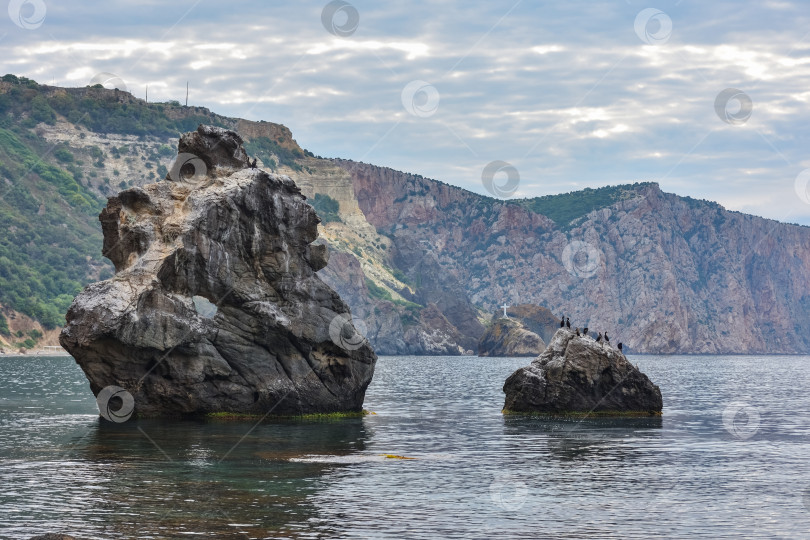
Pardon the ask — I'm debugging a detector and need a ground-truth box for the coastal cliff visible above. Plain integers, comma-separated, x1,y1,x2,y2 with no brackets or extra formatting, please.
336,159,810,354
478,318,545,357
59,126,376,417
4,78,810,355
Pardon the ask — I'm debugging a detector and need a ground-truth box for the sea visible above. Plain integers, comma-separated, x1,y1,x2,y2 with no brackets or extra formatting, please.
1,354,809,539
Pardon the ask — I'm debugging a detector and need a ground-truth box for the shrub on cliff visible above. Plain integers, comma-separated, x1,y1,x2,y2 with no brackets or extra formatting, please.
312,193,341,223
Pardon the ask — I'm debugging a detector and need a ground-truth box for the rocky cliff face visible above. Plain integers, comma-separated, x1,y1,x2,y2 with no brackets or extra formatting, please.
8,79,810,355
284,157,484,355
503,328,663,415
335,159,810,354
60,126,376,417
315,239,476,355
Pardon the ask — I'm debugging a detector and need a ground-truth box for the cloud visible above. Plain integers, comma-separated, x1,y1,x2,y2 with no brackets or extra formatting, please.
2,0,810,223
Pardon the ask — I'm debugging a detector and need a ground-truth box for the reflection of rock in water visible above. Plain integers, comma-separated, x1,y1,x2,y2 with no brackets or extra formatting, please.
502,414,662,461
80,416,370,461
64,417,370,538
60,125,376,418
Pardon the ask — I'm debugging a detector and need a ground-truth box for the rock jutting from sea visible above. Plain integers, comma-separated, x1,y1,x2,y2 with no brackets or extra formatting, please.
478,318,545,357
478,304,559,357
502,328,662,415
60,125,376,418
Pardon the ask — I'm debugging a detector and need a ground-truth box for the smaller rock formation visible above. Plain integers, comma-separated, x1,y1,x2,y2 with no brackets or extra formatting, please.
503,328,662,415
60,125,376,417
478,318,545,357
478,304,559,357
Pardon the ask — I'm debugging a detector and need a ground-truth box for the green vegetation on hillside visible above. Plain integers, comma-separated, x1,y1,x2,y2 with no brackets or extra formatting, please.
0,129,98,212
243,136,304,172
0,123,109,328
389,266,412,286
366,278,394,302
0,313,9,336
311,193,341,223
518,182,655,228
365,278,422,312
0,75,317,330
0,74,223,137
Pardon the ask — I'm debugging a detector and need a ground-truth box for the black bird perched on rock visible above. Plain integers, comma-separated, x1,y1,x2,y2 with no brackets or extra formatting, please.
583,327,588,336
575,328,580,337
618,342,623,352
560,316,565,328
604,332,610,343
566,317,571,329
596,332,602,343
250,157,257,168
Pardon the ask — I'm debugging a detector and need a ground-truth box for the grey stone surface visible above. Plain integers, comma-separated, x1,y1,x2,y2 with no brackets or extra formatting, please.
60,125,376,417
503,328,662,415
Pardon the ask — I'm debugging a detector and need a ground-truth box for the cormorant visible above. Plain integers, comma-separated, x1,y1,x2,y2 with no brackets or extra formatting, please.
596,332,602,343
560,316,565,328
575,328,580,336
618,342,623,352
604,332,610,343
583,327,588,336
566,317,571,329
250,157,257,168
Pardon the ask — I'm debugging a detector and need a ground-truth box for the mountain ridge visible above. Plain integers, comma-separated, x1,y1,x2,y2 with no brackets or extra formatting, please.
1,75,809,354
335,159,810,353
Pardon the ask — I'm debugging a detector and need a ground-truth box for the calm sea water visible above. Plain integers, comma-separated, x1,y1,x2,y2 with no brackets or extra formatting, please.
1,355,810,539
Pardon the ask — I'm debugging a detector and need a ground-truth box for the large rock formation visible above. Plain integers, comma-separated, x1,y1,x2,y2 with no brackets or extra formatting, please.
505,304,561,344
503,328,662,415
60,125,376,417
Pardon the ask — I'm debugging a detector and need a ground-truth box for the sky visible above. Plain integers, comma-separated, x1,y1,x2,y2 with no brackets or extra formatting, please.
3,0,810,224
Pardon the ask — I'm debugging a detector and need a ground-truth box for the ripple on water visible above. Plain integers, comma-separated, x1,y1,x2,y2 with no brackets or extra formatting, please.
1,355,810,538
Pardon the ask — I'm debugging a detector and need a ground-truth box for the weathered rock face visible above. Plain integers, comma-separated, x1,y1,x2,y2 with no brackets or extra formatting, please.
275,153,484,356
316,249,476,355
337,159,810,354
60,125,376,417
478,318,545,357
503,329,662,415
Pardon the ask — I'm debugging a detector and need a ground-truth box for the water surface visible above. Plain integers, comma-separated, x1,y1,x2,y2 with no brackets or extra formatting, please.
1,355,809,538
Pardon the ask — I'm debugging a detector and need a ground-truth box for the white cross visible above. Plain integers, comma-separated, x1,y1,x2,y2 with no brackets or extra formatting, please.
501,304,510,318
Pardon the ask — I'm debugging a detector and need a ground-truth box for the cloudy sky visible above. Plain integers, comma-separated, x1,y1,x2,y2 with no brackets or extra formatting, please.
4,0,810,224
